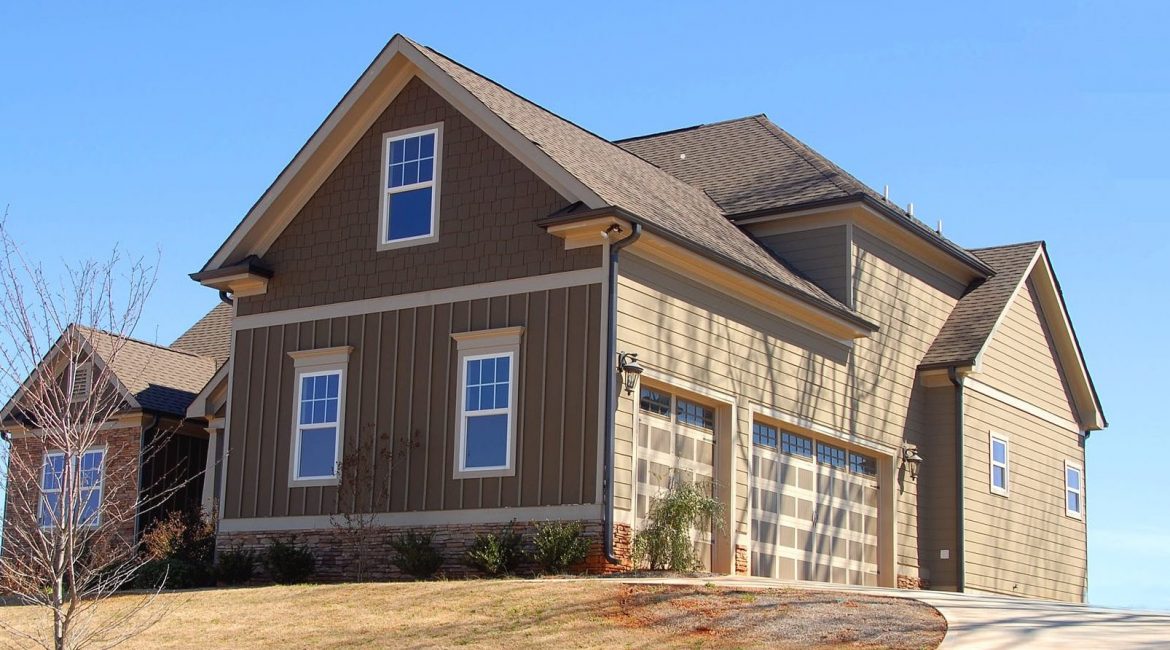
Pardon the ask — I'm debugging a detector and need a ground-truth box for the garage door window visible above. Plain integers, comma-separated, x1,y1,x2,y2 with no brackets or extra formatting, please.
849,452,877,476
752,422,778,448
816,442,848,469
781,431,813,458
676,398,714,431
639,387,672,417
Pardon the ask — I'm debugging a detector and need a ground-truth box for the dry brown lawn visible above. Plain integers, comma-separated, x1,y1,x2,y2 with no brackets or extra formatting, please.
0,580,944,649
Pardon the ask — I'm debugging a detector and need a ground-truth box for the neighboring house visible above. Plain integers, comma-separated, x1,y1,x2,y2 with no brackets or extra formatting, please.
0,308,230,548
178,34,1105,602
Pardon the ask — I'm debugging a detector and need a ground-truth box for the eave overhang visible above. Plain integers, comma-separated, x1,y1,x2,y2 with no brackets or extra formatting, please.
189,255,273,298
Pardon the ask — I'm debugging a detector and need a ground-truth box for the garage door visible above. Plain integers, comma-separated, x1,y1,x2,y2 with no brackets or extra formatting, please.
750,421,879,585
635,385,717,570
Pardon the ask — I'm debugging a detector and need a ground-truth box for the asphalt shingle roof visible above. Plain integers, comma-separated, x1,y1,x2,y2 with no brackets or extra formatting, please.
171,303,232,365
82,328,220,416
409,40,859,321
919,242,1042,368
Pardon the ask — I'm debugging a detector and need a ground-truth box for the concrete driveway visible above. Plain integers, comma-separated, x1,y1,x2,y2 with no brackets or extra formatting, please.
621,575,1170,649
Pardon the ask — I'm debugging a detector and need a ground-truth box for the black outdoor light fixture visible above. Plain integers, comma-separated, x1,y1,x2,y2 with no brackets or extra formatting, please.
617,352,644,396
903,446,923,479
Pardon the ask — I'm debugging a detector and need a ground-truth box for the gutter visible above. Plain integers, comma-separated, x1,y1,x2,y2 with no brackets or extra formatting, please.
947,366,966,592
601,222,642,563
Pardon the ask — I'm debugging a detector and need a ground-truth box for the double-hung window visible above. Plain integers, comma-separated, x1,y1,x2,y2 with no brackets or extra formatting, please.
288,346,351,486
39,448,104,528
452,327,523,478
379,125,442,249
990,433,1009,495
1065,461,1084,519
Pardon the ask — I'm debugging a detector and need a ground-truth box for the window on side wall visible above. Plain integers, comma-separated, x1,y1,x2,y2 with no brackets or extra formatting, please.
1065,461,1083,519
288,346,352,486
379,125,442,250
989,433,1009,495
39,448,104,528
452,327,523,478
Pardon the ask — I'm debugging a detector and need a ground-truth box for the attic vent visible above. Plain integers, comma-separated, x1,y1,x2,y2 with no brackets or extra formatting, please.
70,364,91,402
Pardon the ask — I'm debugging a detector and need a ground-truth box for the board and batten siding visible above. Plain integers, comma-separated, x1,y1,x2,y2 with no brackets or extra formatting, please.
757,226,851,305
222,285,602,521
615,225,966,578
962,390,1086,601
977,278,1078,422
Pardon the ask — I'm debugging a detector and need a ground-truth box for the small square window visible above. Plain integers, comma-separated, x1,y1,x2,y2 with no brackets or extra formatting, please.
816,442,847,469
639,387,671,417
380,126,442,249
752,422,778,448
676,398,714,431
781,432,814,458
849,451,877,476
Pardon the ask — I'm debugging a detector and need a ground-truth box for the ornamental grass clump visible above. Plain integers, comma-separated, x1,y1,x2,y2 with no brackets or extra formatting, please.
632,479,722,571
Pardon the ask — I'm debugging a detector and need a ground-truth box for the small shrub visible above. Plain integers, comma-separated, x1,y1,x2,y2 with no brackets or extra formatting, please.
464,521,523,577
215,544,256,586
389,530,444,579
135,509,216,589
264,536,316,584
632,478,723,571
529,521,590,574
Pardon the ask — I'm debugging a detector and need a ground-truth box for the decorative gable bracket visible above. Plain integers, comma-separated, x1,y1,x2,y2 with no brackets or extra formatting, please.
189,255,273,298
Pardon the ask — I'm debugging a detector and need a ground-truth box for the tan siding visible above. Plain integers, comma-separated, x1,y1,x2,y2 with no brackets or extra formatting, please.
222,285,602,520
236,77,596,317
617,227,964,579
912,386,960,588
962,389,1086,602
758,226,850,304
978,279,1077,421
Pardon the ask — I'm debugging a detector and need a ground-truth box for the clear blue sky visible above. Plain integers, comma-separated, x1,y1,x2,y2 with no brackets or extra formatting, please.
1,2,1165,608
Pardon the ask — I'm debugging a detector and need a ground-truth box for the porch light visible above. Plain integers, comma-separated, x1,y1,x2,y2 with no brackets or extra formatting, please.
617,352,643,396
903,446,923,479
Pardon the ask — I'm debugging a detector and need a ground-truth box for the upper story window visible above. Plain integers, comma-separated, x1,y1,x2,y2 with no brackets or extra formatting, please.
379,124,442,250
990,433,1009,495
287,346,352,487
452,327,523,479
1065,461,1084,519
40,448,104,528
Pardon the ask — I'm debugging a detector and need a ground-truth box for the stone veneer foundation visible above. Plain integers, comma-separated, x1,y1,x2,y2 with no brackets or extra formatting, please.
217,520,636,582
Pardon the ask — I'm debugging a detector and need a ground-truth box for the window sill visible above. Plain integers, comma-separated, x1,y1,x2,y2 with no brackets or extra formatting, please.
377,233,439,252
289,477,340,488
990,487,1009,497
453,466,515,480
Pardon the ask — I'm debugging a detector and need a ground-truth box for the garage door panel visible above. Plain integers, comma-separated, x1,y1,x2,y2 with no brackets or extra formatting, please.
750,423,881,586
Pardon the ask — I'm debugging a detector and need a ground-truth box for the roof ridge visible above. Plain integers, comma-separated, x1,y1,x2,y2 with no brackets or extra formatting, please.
752,116,868,198
77,324,211,361
969,240,1044,252
613,114,767,144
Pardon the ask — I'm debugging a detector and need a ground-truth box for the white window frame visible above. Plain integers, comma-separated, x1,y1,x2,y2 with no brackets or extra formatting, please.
39,447,106,529
451,326,524,479
287,346,352,487
378,123,443,251
989,432,1009,496
1064,460,1084,520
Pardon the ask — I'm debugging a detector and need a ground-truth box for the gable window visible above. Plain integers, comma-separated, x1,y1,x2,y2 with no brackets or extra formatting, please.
990,433,1009,495
379,124,442,250
452,327,523,478
287,346,352,486
1065,461,1084,519
39,448,104,528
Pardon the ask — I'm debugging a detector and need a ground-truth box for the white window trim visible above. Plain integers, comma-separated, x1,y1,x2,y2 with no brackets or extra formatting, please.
1064,460,1084,520
378,123,443,251
452,327,523,479
989,431,1009,496
40,446,106,529
288,346,352,487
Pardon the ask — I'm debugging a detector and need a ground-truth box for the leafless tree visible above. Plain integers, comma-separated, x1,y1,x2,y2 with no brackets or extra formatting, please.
0,212,188,649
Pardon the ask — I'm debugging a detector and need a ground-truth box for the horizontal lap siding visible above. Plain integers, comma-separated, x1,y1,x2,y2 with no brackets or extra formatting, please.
758,226,850,304
221,285,602,520
617,228,964,579
962,389,1086,602
978,279,1077,421
851,230,965,575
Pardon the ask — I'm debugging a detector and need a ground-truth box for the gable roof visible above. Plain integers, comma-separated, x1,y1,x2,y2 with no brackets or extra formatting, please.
196,34,871,332
81,328,220,416
920,242,1042,368
617,115,992,276
171,303,233,365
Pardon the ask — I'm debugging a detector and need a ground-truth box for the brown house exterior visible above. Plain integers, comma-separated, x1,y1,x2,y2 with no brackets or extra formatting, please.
176,35,1105,599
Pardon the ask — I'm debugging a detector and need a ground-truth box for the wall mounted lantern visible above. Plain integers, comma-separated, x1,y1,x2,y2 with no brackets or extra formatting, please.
617,352,643,396
903,446,923,479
